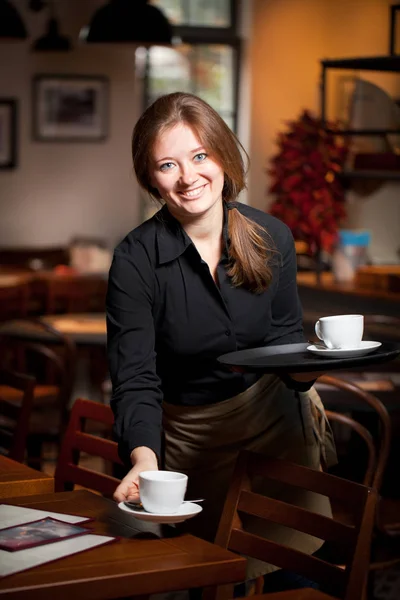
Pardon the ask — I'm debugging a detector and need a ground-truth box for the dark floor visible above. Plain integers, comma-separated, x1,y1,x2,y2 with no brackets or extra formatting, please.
374,566,400,600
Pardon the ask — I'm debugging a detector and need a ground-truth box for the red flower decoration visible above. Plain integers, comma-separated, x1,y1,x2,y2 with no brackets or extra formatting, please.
268,110,348,255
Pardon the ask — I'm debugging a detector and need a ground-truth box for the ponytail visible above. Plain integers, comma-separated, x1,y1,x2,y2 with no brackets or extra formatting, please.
226,205,276,294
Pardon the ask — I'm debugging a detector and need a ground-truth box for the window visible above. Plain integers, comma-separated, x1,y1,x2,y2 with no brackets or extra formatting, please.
151,0,232,27
145,44,236,131
141,1,240,220
146,0,240,132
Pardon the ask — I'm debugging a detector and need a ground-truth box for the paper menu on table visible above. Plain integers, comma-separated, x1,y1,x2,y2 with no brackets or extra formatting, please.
0,505,116,578
0,504,91,529
0,534,116,577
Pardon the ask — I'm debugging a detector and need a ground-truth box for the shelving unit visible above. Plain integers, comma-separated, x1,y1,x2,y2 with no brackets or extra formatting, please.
320,54,400,132
319,6,400,182
339,169,400,182
319,53,400,182
321,54,400,73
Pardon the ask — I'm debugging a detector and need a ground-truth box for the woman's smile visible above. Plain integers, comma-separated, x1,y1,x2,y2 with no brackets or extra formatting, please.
178,184,208,200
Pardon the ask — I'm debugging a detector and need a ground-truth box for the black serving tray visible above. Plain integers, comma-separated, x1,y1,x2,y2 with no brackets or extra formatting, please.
218,342,400,374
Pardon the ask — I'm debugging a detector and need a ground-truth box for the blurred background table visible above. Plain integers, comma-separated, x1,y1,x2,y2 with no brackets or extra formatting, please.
297,272,400,329
0,455,54,498
0,314,106,347
0,314,108,421
0,270,107,320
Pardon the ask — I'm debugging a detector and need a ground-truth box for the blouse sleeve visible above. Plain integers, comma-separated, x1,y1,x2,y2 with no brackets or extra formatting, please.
266,223,305,346
106,247,163,465
266,223,315,392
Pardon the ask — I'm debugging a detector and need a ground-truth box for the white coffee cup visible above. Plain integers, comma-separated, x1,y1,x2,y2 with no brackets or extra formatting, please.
315,314,364,349
139,471,188,514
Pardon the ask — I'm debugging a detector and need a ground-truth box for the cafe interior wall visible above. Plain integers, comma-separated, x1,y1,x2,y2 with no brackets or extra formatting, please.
248,0,400,264
0,0,143,250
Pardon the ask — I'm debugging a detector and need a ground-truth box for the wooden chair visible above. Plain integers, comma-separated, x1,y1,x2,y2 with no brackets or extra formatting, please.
0,319,77,468
317,375,399,536
363,314,400,342
206,452,377,600
316,376,400,597
248,590,340,600
317,375,392,492
343,314,400,383
0,245,68,270
42,275,107,314
54,398,123,497
0,370,35,462
0,277,31,321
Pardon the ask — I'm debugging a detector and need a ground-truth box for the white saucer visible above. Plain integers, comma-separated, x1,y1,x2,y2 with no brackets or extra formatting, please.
307,341,382,359
118,501,203,524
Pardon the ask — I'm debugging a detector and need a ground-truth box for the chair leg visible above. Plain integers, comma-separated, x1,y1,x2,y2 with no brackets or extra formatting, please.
202,584,234,600
254,577,264,595
26,435,44,471
366,571,375,600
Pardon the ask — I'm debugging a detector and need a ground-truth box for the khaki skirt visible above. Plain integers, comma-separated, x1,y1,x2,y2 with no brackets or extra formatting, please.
163,375,337,579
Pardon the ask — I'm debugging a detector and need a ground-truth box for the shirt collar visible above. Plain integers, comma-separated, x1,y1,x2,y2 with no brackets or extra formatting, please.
156,205,193,265
156,202,232,265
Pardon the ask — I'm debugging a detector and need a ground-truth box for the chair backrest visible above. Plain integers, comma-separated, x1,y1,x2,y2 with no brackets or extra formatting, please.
213,451,377,600
317,375,391,492
0,278,31,321
0,318,77,437
54,398,123,497
0,246,68,270
0,369,35,461
43,275,107,314
364,314,400,340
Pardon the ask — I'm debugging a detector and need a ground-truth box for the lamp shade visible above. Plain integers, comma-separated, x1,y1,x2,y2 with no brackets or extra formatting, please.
0,0,27,39
33,17,71,51
82,0,173,45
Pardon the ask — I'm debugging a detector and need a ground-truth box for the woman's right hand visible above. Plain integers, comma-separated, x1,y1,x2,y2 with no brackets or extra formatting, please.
113,446,158,503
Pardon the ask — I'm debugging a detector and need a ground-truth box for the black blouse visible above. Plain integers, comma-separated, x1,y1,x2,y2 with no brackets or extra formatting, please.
107,202,309,463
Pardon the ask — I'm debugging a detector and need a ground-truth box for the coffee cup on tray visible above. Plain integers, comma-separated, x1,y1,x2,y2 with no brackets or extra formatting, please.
315,314,364,349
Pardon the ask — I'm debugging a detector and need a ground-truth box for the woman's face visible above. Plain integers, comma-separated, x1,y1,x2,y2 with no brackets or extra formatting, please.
149,123,225,220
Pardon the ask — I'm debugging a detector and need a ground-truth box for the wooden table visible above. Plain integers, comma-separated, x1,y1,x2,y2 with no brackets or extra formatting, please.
0,314,106,346
297,272,400,327
0,490,246,599
0,456,54,499
297,271,400,304
0,269,107,316
0,314,108,401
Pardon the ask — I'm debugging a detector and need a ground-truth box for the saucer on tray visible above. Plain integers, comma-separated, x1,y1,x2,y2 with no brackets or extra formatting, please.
118,501,203,524
307,341,382,359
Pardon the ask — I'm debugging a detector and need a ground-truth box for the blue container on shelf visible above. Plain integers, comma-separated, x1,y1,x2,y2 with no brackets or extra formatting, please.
332,229,371,282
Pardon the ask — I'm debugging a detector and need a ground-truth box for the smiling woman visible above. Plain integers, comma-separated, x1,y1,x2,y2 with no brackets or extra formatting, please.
131,92,273,291
107,91,336,589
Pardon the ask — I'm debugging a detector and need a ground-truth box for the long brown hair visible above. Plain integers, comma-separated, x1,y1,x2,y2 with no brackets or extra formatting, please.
132,92,274,292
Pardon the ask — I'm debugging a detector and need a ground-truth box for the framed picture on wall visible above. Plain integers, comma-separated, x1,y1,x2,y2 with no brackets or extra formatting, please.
33,75,109,142
0,99,17,169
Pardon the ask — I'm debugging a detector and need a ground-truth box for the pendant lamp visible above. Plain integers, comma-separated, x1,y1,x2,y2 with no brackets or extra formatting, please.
0,0,27,39
81,0,173,45
32,0,71,51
